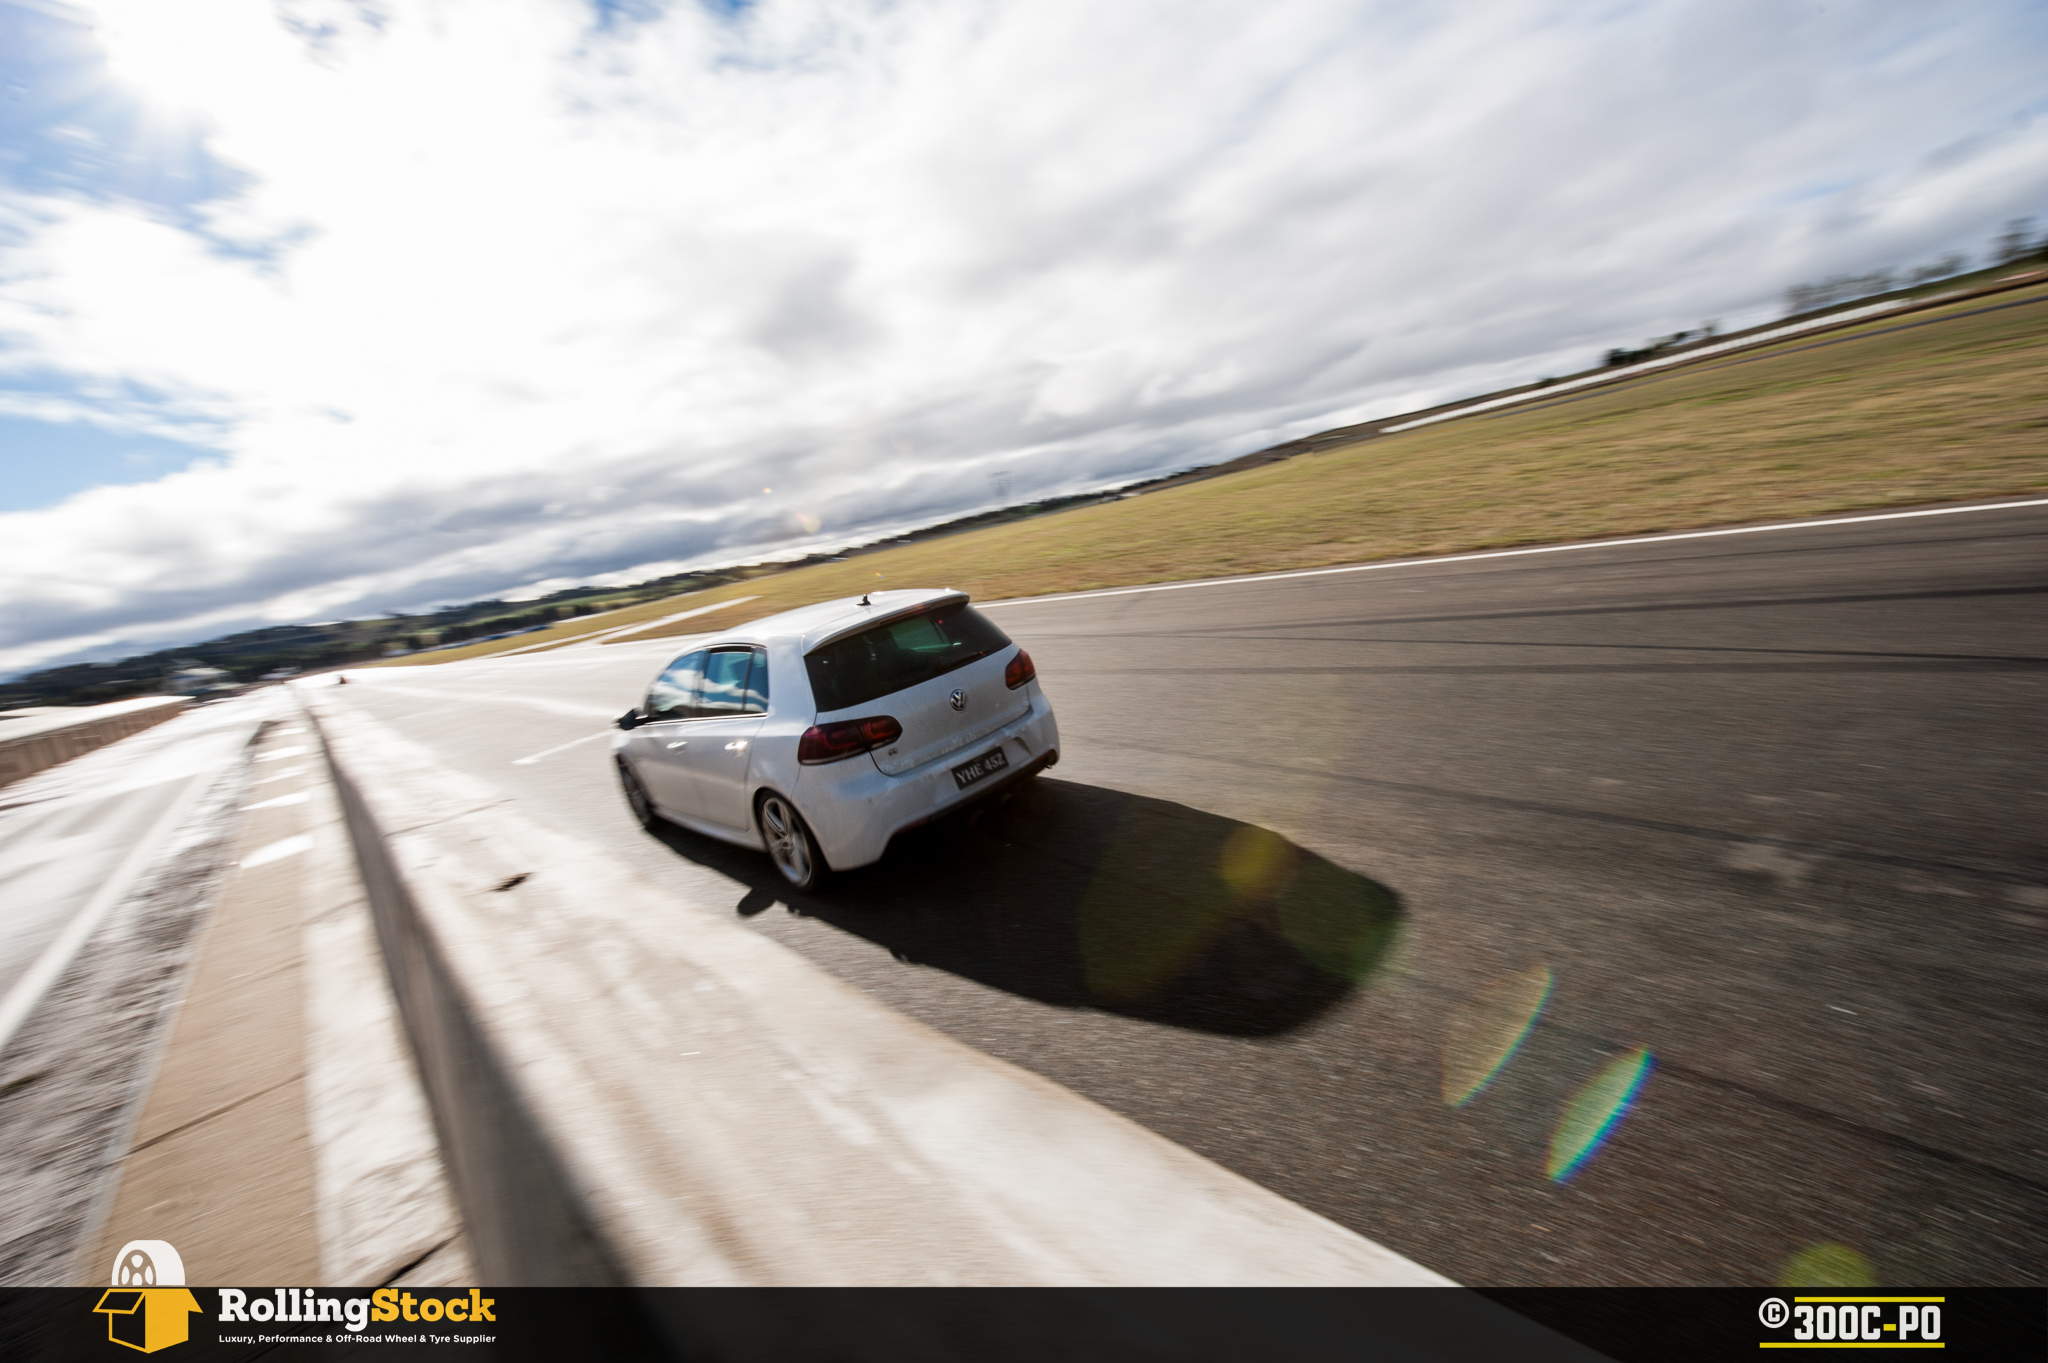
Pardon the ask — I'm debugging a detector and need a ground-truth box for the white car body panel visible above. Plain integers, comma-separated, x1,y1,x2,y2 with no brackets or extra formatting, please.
794,695,1058,869
841,648,1029,778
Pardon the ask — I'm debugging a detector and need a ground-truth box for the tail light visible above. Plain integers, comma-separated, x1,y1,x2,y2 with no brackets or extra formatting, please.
799,715,903,764
1004,648,1037,690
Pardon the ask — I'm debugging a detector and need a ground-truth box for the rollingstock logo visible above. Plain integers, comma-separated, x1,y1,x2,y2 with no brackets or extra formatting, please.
93,1241,203,1353
1758,1294,1945,1349
217,1286,497,1333
86,1235,498,1352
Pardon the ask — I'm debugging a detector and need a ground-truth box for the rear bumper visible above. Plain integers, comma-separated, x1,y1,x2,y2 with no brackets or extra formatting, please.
794,701,1060,871
894,745,1057,834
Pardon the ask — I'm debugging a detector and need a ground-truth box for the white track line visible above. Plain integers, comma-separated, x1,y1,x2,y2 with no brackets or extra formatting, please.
511,731,612,766
336,681,615,721
241,834,313,869
484,595,761,658
980,498,2048,610
0,764,219,1058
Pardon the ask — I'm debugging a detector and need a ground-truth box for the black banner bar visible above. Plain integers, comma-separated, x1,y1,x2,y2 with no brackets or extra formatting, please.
4,1286,2042,1361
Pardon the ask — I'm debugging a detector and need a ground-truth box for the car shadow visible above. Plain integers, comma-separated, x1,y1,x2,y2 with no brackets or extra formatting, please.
641,776,1403,1037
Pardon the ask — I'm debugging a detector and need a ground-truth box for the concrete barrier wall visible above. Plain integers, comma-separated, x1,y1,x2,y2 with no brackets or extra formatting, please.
0,697,188,790
317,714,636,1288
301,689,1455,1287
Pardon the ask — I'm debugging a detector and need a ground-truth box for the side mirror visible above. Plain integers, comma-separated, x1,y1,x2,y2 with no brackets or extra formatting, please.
616,708,643,730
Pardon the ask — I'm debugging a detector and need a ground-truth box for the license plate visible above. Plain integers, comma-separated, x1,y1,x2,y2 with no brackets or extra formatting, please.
951,745,1009,790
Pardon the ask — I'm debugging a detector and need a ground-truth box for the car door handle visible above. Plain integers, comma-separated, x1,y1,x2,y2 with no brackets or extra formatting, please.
667,740,688,750
725,740,748,751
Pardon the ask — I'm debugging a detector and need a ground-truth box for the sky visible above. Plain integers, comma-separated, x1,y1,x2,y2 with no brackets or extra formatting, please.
1,0,2045,679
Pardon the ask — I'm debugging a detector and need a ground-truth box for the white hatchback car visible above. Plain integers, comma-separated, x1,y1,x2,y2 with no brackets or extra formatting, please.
613,588,1059,890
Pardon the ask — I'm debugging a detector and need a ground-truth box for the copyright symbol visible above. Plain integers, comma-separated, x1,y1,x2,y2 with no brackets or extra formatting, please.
1760,1297,1790,1329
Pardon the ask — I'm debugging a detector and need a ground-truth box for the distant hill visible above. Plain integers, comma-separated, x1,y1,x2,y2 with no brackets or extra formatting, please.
0,483,1155,708
0,574,726,708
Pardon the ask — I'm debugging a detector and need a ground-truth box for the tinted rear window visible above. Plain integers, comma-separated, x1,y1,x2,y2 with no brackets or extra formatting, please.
805,602,1011,712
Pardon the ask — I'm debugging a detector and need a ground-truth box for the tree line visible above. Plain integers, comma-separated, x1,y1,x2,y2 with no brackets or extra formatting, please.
1783,217,2043,318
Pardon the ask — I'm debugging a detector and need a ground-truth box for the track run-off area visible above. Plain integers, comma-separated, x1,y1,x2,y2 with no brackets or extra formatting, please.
302,497,2048,1285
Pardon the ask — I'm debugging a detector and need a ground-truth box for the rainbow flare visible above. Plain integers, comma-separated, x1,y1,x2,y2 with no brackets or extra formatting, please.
1442,966,1553,1107
1546,1047,1654,1182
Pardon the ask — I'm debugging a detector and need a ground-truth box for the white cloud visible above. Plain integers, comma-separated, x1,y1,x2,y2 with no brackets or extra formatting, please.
2,0,2045,676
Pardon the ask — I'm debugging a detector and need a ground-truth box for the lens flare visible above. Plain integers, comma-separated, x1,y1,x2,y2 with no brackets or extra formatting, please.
1441,966,1553,1106
1219,825,1290,897
1546,1047,1653,1181
1779,1243,1877,1288
1275,858,1401,982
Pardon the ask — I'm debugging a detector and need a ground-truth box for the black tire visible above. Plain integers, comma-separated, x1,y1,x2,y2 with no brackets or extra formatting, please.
757,791,830,892
617,757,660,831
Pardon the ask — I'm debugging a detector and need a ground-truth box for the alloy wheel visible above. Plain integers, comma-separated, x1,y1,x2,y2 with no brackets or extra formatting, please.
760,794,813,887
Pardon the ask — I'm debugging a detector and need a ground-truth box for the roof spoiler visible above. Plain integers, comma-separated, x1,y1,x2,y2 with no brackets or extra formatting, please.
801,591,969,655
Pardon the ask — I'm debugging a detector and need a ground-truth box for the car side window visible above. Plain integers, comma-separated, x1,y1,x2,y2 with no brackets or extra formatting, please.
698,648,756,717
647,650,706,720
741,647,768,714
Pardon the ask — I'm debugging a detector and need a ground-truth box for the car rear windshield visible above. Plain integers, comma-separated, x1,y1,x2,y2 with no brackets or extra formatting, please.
805,602,1011,713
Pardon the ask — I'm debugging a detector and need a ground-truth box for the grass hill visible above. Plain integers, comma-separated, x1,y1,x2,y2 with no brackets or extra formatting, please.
397,270,2048,660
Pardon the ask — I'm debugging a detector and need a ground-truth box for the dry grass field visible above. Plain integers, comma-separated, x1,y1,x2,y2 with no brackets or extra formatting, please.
384,281,2048,662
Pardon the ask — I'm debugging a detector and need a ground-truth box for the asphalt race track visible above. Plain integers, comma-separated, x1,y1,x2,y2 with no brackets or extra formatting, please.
324,500,2048,1285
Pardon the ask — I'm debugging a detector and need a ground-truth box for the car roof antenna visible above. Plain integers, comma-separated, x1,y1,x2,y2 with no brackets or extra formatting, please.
858,591,871,606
